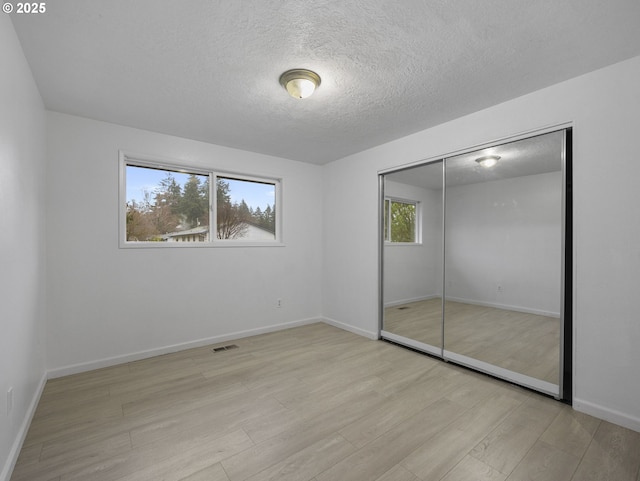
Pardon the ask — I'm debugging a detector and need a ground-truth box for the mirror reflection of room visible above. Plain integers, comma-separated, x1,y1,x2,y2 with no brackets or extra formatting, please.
382,130,565,393
383,160,443,352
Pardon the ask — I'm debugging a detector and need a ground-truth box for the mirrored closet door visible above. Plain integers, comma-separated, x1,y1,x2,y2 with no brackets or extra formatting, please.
381,160,444,356
380,128,571,400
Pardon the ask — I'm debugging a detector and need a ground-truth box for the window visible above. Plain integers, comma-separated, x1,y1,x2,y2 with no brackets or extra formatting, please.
120,153,281,247
216,177,277,241
384,198,419,243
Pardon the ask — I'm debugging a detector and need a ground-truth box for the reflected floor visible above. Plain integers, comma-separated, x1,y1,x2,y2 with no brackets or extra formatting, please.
384,298,560,384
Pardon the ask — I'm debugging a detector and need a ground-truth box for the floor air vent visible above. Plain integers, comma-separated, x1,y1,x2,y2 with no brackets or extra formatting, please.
212,344,239,353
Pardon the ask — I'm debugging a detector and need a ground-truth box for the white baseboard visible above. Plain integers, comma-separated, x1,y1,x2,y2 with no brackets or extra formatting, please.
445,296,560,318
322,317,379,340
574,398,640,433
48,317,321,379
1,372,47,481
384,294,440,308
383,295,560,318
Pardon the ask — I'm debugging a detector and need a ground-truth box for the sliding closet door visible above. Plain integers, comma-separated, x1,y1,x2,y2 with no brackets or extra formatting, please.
443,131,565,396
381,161,444,356
379,128,569,399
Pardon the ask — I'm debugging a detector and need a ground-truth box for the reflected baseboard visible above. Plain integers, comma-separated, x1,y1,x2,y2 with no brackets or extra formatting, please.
384,295,559,318
444,296,560,318
384,294,441,308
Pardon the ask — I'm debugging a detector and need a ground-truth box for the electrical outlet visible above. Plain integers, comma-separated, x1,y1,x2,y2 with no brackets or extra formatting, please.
276,298,282,308
7,387,13,416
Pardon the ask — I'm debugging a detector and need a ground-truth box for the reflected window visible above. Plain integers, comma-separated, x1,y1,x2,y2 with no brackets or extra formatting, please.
384,198,419,243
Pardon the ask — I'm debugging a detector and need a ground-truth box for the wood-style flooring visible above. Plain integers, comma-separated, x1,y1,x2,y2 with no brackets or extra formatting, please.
11,323,640,481
384,299,559,383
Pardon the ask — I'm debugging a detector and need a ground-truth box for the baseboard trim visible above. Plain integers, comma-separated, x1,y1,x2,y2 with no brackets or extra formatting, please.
384,294,440,308
383,295,560,318
574,398,640,433
322,317,378,340
47,317,321,379
1,372,47,481
445,296,560,318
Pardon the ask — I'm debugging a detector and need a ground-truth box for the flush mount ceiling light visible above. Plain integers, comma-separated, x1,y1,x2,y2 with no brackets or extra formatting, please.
279,69,321,99
475,155,501,168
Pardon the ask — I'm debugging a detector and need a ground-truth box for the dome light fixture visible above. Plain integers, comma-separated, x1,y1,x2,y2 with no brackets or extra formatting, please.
475,155,501,168
279,69,321,99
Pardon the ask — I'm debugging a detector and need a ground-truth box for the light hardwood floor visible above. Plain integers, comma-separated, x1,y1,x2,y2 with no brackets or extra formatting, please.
384,299,560,383
11,323,640,481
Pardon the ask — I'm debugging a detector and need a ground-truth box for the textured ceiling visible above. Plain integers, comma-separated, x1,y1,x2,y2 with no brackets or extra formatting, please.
10,0,640,164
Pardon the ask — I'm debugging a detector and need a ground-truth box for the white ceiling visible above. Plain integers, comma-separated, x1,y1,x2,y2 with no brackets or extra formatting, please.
11,0,640,165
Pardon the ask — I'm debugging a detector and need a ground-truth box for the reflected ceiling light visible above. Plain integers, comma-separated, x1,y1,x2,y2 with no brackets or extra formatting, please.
475,155,501,168
279,69,321,99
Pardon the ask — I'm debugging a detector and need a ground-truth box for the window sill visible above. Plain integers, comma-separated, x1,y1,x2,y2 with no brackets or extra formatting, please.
119,241,286,249
384,242,422,246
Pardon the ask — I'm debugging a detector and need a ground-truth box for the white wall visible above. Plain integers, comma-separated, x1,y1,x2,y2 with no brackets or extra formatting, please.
323,55,640,431
446,172,562,316
46,113,323,374
383,180,442,305
0,16,47,481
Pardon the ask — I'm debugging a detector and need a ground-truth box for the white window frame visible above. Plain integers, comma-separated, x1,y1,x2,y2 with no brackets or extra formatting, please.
384,196,421,245
119,151,283,248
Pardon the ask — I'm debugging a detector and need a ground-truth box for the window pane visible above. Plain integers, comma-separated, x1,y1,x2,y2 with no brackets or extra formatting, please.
390,200,416,242
217,177,276,241
125,165,210,242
